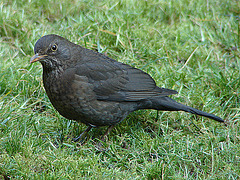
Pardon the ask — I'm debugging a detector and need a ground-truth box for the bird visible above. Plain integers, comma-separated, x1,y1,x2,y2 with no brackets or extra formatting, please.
30,34,224,142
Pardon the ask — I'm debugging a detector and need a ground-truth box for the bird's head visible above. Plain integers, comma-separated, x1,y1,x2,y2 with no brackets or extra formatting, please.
30,34,71,69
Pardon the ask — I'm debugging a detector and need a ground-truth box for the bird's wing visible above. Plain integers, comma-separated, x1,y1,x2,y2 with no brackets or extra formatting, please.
73,58,177,102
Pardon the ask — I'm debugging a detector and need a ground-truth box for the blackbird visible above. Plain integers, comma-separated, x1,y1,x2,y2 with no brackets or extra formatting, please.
30,34,224,141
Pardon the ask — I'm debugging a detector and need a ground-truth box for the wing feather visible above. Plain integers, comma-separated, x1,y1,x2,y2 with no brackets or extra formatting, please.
73,51,177,101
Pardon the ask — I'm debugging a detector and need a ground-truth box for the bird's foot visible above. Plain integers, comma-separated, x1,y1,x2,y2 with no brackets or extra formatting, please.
72,126,92,142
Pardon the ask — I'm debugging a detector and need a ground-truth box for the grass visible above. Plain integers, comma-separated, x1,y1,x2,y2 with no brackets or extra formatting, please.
0,0,239,179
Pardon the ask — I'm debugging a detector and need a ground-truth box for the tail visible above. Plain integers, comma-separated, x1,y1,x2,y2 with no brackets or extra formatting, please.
143,97,224,123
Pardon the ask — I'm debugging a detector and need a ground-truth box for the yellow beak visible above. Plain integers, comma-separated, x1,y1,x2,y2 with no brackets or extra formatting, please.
30,54,47,63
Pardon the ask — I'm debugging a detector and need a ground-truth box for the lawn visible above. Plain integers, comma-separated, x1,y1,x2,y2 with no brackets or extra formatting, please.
0,0,239,179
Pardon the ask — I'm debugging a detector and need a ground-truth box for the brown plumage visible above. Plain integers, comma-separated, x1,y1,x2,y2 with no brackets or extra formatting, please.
30,34,224,141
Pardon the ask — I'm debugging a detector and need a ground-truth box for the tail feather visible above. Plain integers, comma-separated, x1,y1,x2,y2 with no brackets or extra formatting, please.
147,97,224,123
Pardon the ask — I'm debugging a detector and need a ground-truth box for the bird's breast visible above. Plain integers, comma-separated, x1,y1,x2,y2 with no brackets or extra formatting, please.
42,70,134,126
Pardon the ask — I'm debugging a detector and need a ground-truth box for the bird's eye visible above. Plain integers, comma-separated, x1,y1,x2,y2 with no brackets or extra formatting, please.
51,44,58,51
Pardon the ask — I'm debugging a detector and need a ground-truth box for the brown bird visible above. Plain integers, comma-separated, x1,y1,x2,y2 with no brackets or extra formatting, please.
30,34,224,141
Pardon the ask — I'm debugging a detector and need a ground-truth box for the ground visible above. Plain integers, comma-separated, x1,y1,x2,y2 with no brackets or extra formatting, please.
0,0,239,179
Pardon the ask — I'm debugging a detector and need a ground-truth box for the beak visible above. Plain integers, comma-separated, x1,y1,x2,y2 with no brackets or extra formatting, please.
30,53,47,63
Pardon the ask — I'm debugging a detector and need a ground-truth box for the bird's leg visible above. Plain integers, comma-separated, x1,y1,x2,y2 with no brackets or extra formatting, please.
103,125,115,137
101,125,115,141
73,126,92,142
155,110,159,121
96,125,115,150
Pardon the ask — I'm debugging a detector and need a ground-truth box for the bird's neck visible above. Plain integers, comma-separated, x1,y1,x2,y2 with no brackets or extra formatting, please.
42,63,64,82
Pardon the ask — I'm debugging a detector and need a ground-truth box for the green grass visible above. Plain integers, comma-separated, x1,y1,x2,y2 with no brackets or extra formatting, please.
0,0,239,179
